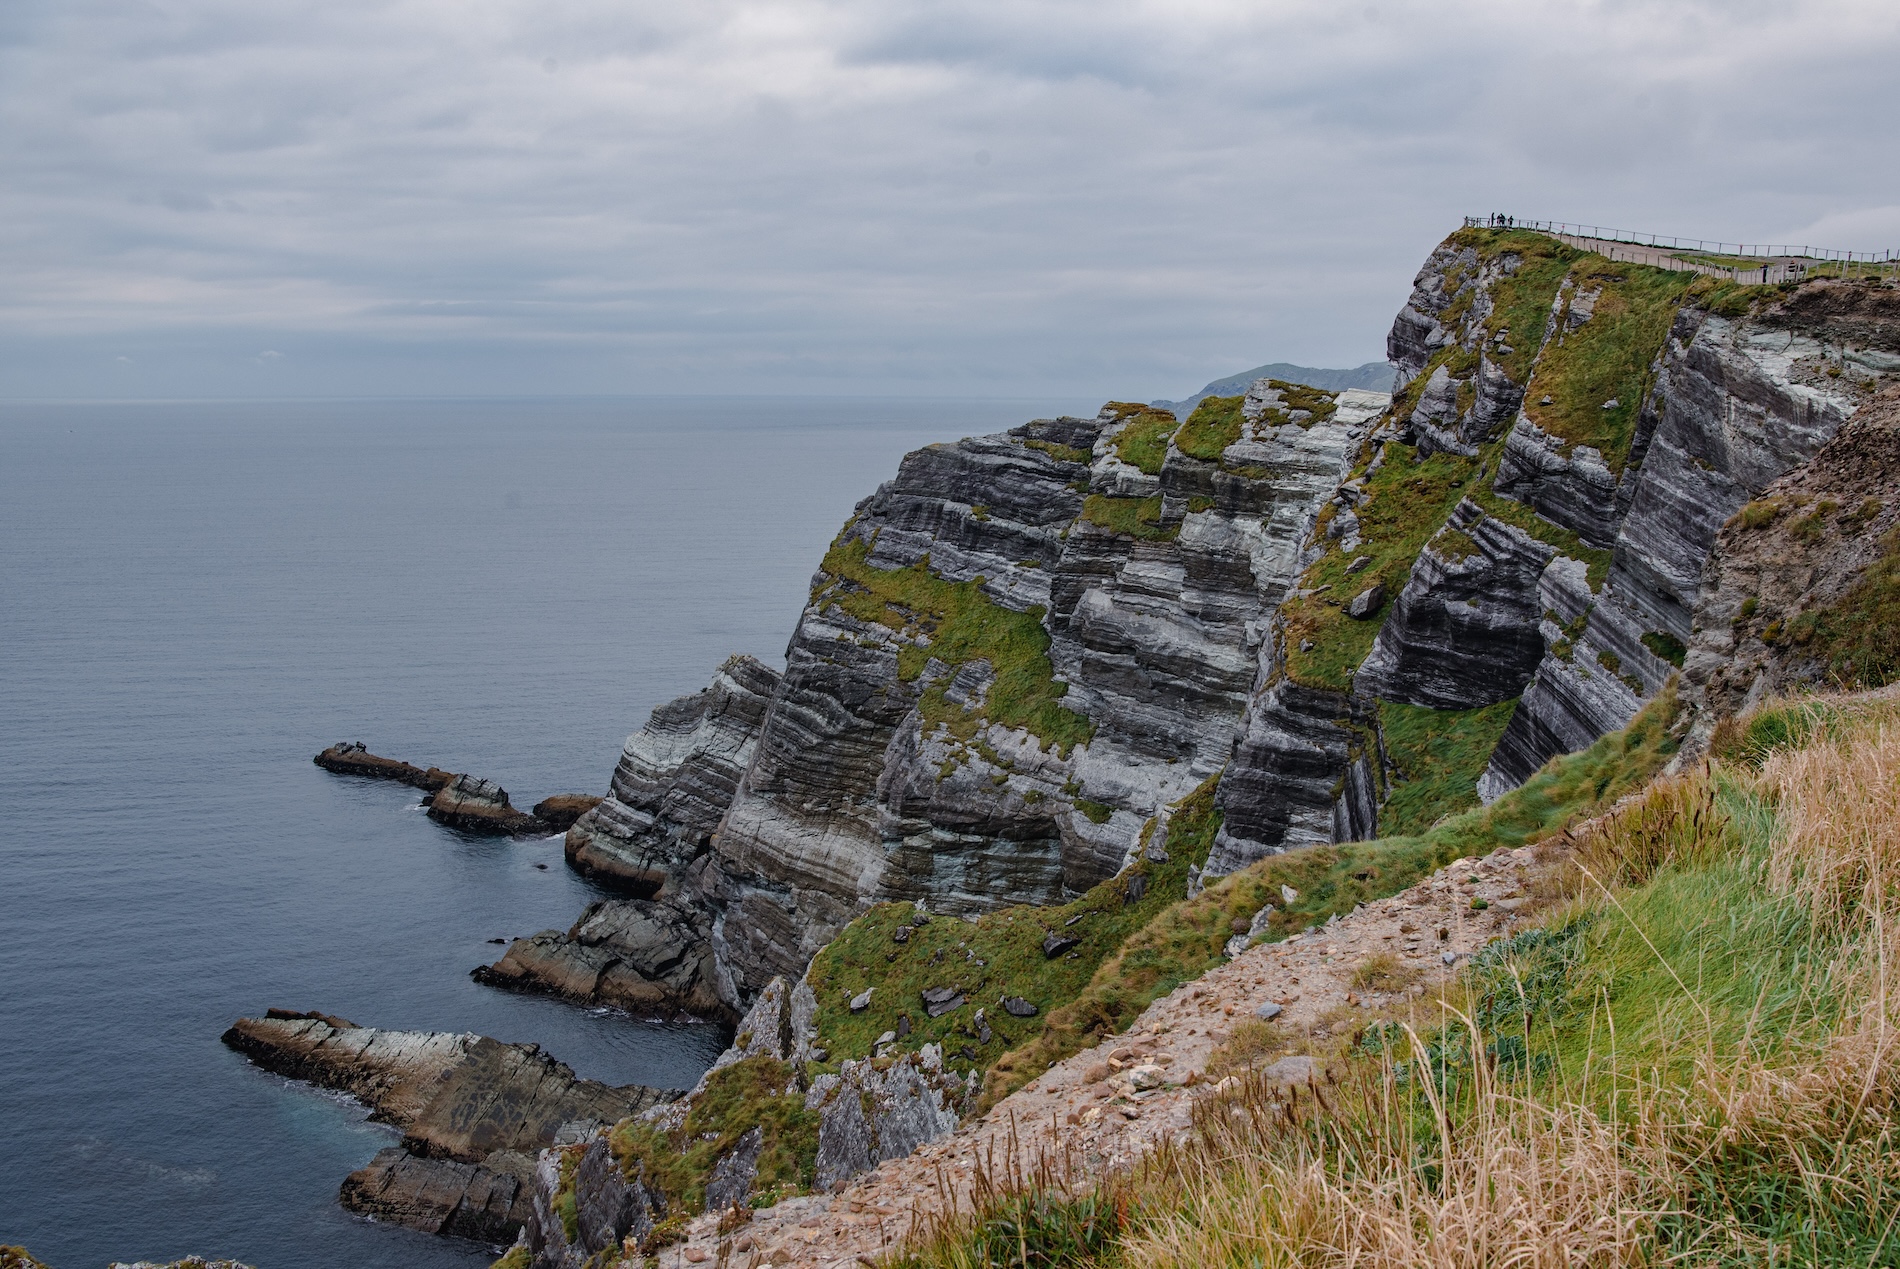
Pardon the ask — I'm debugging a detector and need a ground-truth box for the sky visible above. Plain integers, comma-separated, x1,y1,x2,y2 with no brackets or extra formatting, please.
2,0,1897,401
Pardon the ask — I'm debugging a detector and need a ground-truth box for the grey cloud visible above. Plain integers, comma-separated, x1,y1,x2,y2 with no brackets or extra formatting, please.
0,0,1896,399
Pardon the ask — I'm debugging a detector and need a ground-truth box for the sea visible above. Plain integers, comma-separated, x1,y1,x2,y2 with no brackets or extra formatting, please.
0,395,1084,1269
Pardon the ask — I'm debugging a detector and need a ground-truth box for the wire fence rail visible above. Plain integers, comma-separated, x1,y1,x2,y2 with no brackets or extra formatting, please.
1464,215,1899,283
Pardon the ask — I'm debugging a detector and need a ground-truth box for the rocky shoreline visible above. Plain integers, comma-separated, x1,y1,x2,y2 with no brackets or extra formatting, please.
220,1009,678,1243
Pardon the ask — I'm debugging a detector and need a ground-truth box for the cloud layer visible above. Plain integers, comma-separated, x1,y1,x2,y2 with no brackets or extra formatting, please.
3,0,1897,398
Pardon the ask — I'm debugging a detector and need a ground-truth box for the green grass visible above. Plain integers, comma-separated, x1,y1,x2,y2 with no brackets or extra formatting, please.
1079,494,1176,542
1710,690,1900,770
978,689,1681,1107
1110,407,1179,476
817,534,1092,753
1021,438,1093,464
1376,697,1520,837
1282,442,1483,691
609,1056,819,1217
1446,227,1582,382
1521,259,1694,474
1641,629,1687,668
488,1247,531,1269
807,778,1225,1087
1471,482,1614,590
1252,380,1339,429
1173,395,1243,462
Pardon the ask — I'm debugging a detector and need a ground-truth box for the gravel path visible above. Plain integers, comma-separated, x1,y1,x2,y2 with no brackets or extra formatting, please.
654,840,1560,1269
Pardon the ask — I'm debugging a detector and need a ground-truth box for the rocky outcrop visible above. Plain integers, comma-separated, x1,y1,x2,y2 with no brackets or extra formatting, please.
1685,390,1900,726
314,741,454,791
1207,674,1378,876
1354,499,1555,709
221,1010,677,1242
516,1125,670,1269
315,743,589,836
531,794,602,833
427,774,549,836
1481,285,1879,793
474,892,728,1019
564,655,781,894
807,1044,971,1191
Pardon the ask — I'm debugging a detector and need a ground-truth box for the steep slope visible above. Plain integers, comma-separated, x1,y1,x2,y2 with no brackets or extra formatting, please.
488,231,1894,1034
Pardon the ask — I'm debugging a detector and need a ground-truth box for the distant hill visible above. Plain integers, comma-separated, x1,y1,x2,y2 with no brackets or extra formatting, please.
1152,360,1395,414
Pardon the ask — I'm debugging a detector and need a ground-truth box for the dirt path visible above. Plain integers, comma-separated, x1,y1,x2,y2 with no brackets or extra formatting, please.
656,841,1558,1269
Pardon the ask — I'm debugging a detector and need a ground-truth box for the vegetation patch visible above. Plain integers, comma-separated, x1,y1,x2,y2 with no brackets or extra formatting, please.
1521,259,1694,474
1641,629,1687,668
609,1056,818,1217
807,778,1224,1087
1172,395,1244,462
1110,407,1179,476
979,690,1679,1109
1375,697,1520,837
1282,442,1482,691
1080,494,1176,542
816,535,1092,753
1252,380,1339,428
1446,227,1582,382
1022,438,1093,464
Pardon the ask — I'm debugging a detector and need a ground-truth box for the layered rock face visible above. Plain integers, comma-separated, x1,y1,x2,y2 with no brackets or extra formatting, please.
221,1010,676,1242
500,390,1386,1012
498,234,1895,1026
1481,286,1876,793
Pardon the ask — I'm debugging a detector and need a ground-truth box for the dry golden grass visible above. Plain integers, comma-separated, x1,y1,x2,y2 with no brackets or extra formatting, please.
894,693,1900,1269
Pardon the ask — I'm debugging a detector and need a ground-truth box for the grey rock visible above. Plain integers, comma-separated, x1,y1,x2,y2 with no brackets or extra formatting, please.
564,655,781,896
810,1044,971,1191
472,892,727,1019
1041,931,1080,958
922,985,966,1017
702,1125,764,1213
849,987,873,1012
1345,582,1384,619
522,1130,666,1269
222,1013,674,1244
1254,1001,1284,1021
1001,995,1038,1017
1354,500,1555,708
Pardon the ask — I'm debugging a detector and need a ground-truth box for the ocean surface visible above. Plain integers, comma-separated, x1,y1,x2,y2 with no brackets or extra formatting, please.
0,395,1083,1269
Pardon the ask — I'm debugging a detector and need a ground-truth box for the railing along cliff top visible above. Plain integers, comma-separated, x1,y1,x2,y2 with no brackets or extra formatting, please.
1464,215,1899,283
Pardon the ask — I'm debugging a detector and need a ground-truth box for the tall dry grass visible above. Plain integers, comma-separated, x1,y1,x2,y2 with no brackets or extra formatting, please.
899,699,1900,1269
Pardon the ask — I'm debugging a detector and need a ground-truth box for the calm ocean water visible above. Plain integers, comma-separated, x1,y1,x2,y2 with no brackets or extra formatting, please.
0,396,1081,1269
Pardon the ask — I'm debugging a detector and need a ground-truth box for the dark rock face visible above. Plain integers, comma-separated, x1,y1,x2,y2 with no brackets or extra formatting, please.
1355,500,1555,709
1208,677,1379,875
221,1012,676,1241
521,1129,667,1269
807,1044,970,1192
340,1146,534,1242
472,891,728,1019
314,744,578,836
564,655,781,895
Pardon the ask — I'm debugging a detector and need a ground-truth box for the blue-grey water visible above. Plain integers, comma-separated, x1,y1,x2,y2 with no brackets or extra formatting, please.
0,396,1080,1269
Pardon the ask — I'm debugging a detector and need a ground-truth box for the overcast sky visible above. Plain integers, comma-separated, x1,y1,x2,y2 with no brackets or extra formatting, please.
2,0,1896,401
